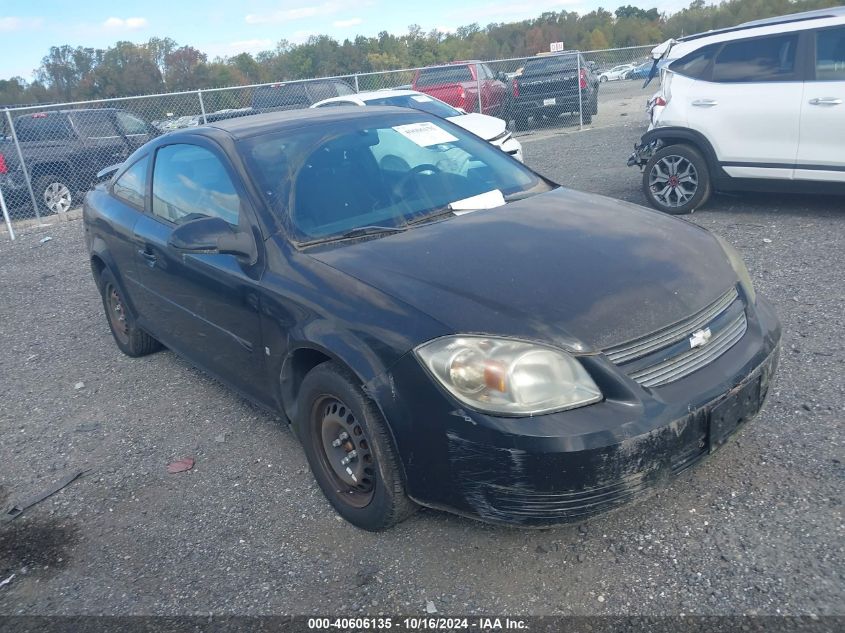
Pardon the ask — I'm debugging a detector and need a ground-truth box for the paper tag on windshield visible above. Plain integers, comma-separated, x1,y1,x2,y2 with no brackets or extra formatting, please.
393,122,457,147
411,95,433,102
448,189,506,215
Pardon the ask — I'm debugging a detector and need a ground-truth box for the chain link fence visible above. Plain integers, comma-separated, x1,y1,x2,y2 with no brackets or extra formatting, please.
0,44,654,239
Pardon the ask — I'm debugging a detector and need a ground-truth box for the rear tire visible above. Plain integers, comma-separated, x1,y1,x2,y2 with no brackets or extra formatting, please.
295,362,416,531
642,143,711,215
33,173,75,216
99,268,161,357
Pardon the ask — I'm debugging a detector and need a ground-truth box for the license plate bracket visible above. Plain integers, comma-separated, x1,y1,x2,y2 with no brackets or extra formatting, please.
543,98,556,106
708,378,761,453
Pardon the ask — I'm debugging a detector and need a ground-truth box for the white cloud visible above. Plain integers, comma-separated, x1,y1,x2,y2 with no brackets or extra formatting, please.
102,17,148,30
0,16,43,32
246,1,370,25
203,39,275,58
333,17,363,28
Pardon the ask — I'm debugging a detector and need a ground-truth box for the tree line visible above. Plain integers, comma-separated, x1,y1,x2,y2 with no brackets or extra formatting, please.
1,0,841,106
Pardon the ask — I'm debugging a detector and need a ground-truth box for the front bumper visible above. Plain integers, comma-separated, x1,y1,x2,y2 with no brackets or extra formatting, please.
372,295,781,526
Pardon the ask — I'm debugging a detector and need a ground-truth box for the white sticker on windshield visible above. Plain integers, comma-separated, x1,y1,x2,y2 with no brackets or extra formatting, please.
411,95,433,102
392,122,458,147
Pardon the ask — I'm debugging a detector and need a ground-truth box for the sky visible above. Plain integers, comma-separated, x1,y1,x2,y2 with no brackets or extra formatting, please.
0,0,688,80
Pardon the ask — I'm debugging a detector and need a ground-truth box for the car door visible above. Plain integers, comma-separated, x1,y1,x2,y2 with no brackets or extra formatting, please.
796,25,845,182
131,140,270,403
685,32,804,179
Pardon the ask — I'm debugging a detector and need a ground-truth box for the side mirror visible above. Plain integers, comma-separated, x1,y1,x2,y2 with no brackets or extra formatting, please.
168,216,257,264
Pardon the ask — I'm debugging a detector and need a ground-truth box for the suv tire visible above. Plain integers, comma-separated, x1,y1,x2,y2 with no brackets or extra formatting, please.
642,143,711,214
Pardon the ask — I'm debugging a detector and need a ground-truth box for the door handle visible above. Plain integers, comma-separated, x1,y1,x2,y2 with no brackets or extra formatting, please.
138,249,157,266
809,97,842,106
692,99,718,107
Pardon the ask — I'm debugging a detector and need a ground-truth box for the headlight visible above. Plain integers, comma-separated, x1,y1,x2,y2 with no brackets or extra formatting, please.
714,234,756,303
414,336,602,416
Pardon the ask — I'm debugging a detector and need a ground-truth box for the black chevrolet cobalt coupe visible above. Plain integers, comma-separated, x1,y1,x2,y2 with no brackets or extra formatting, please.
84,107,781,530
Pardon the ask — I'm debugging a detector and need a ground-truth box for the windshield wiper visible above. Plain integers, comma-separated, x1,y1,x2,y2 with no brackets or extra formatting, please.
406,206,455,226
300,225,406,247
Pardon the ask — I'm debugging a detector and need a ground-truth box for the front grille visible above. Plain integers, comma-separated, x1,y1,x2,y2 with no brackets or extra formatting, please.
604,287,747,388
628,312,747,387
605,287,738,364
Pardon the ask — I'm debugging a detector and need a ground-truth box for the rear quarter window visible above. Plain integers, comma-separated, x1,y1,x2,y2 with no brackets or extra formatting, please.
669,44,718,79
416,66,473,86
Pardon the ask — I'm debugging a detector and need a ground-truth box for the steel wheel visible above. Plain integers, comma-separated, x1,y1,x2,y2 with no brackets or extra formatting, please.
648,154,699,209
313,396,376,508
43,181,73,214
105,282,130,346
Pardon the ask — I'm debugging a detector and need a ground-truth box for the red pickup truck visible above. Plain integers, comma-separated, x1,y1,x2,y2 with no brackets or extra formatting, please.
411,61,507,117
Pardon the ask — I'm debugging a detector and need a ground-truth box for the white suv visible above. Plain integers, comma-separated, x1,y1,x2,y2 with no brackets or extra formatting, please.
628,7,845,214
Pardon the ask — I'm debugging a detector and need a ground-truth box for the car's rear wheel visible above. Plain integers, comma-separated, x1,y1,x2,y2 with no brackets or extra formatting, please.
33,173,74,215
642,143,711,215
99,268,162,357
295,362,416,531
600,76,608,82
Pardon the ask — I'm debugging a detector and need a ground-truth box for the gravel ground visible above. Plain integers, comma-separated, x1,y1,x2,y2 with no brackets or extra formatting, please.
0,120,843,617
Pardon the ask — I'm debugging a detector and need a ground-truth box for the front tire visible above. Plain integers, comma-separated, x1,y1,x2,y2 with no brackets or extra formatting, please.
642,143,711,215
99,268,161,357
295,362,416,531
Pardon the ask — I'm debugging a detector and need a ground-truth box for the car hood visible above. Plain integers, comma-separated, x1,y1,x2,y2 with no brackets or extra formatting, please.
446,113,506,141
309,188,738,351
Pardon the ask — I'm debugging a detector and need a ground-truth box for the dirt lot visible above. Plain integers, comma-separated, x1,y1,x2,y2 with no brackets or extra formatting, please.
0,116,843,617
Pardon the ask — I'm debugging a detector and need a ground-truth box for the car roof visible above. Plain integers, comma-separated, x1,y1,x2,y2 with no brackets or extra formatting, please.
665,7,845,59
315,89,434,106
680,6,845,42
196,105,420,140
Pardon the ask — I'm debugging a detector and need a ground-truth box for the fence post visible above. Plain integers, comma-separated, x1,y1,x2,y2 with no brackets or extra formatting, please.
4,108,41,222
475,63,483,114
354,74,360,93
197,90,207,124
0,186,15,240
577,53,584,130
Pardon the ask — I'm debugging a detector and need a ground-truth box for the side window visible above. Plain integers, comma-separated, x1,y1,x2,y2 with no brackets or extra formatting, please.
669,44,717,80
152,144,240,226
73,112,121,138
14,116,73,142
116,112,148,136
712,34,798,83
112,155,149,209
815,27,845,81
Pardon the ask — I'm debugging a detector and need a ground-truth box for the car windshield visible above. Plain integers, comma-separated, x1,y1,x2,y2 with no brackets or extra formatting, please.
242,113,551,244
363,94,462,118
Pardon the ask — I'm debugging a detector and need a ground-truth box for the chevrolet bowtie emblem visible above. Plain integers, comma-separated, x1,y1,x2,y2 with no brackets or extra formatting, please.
689,327,712,349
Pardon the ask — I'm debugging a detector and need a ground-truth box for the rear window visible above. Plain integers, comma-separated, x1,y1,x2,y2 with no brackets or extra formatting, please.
416,66,473,87
712,34,798,83
523,54,580,74
14,115,73,142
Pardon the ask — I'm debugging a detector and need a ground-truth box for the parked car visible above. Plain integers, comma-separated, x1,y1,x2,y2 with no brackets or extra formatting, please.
84,107,780,530
412,61,508,116
0,108,157,214
507,52,600,128
311,89,523,162
598,63,637,82
628,6,845,214
251,79,356,112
